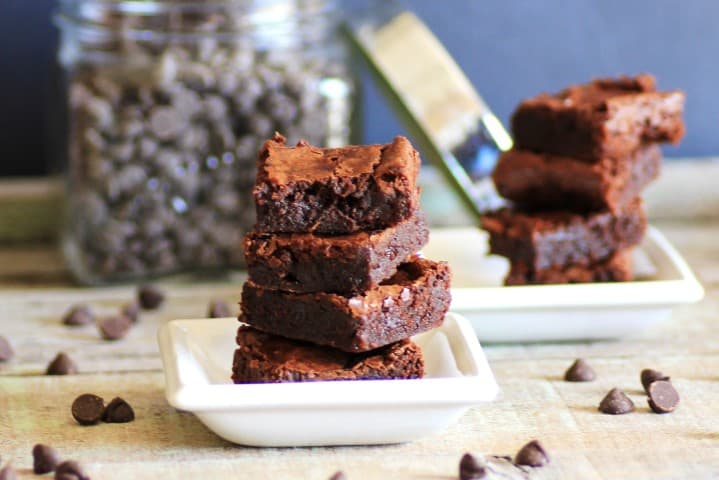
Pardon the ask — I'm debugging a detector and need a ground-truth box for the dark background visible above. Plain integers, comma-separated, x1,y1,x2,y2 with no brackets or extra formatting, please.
1,0,714,177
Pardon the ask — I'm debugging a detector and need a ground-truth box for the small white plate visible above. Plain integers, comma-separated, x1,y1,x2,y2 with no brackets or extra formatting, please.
422,226,704,343
158,312,498,447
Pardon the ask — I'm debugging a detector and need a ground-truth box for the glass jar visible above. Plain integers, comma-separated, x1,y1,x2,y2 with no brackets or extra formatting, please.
54,0,358,284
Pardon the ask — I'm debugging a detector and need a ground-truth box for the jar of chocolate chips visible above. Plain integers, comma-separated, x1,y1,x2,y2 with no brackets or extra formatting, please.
54,0,358,283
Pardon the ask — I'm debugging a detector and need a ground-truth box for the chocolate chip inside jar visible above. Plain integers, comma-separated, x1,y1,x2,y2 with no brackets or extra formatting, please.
58,4,357,284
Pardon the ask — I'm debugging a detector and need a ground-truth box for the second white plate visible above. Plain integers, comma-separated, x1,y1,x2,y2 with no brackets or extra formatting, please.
422,226,704,343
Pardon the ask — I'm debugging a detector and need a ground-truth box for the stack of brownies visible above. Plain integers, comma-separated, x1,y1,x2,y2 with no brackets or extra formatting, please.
481,74,685,285
232,133,452,383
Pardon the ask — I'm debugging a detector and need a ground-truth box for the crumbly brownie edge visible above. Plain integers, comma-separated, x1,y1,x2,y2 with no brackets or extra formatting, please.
505,250,633,285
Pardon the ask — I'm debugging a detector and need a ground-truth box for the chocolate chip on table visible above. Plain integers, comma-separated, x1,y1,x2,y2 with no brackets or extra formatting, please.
514,440,549,467
121,301,141,323
102,397,135,423
647,380,680,414
641,368,670,393
33,444,60,474
0,336,13,362
54,460,89,480
71,393,105,425
138,285,165,310
62,305,94,326
564,358,596,382
459,453,486,479
98,315,132,341
46,352,78,375
208,299,232,318
328,471,346,480
599,388,635,414
0,464,16,480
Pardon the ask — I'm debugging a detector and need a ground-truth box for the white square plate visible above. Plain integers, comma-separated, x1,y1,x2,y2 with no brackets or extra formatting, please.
158,312,498,447
422,226,704,343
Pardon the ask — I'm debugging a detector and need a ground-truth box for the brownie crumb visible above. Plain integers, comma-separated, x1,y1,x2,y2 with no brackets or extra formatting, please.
0,463,17,480
599,388,635,414
514,440,549,467
121,301,141,323
71,393,105,425
138,285,165,310
641,368,670,393
62,305,94,326
98,315,132,341
0,336,13,362
33,444,60,474
102,397,135,423
459,453,486,479
328,471,346,480
208,299,232,318
54,460,89,480
647,380,680,414
564,358,596,382
46,352,78,375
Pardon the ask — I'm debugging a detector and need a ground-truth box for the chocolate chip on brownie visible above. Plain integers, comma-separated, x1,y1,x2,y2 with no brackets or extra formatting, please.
599,388,635,414
641,368,670,393
102,397,135,423
62,305,95,326
208,299,232,318
46,352,78,375
564,358,596,382
121,301,141,323
71,393,105,425
0,336,13,362
514,440,549,467
54,460,89,480
33,444,60,474
328,471,346,480
459,453,487,479
98,315,132,341
647,380,680,414
0,463,17,480
138,285,165,310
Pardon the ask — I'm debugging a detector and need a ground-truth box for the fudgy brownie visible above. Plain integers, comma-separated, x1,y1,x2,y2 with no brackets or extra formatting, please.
480,198,646,271
244,211,429,294
253,133,421,234
511,74,685,161
231,326,424,383
491,145,661,211
240,257,451,352
505,250,633,285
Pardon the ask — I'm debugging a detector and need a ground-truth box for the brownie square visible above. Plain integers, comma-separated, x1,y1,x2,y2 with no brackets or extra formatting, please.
231,326,424,383
491,145,661,212
244,211,429,294
511,74,685,161
505,250,633,285
240,257,451,352
253,133,420,234
480,198,646,271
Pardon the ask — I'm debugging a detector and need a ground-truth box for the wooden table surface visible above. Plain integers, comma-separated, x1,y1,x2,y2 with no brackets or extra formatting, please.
2,172,719,479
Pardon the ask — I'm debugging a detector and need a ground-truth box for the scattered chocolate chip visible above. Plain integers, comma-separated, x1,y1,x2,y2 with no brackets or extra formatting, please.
563,358,596,382
514,440,549,467
459,452,486,479
98,315,132,341
647,380,680,414
71,393,105,425
46,352,78,375
0,464,17,480
641,368,670,393
102,397,135,423
33,444,60,474
328,471,346,480
0,336,13,362
138,285,165,310
121,301,141,323
599,388,635,414
55,460,89,480
207,299,231,318
62,305,94,326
